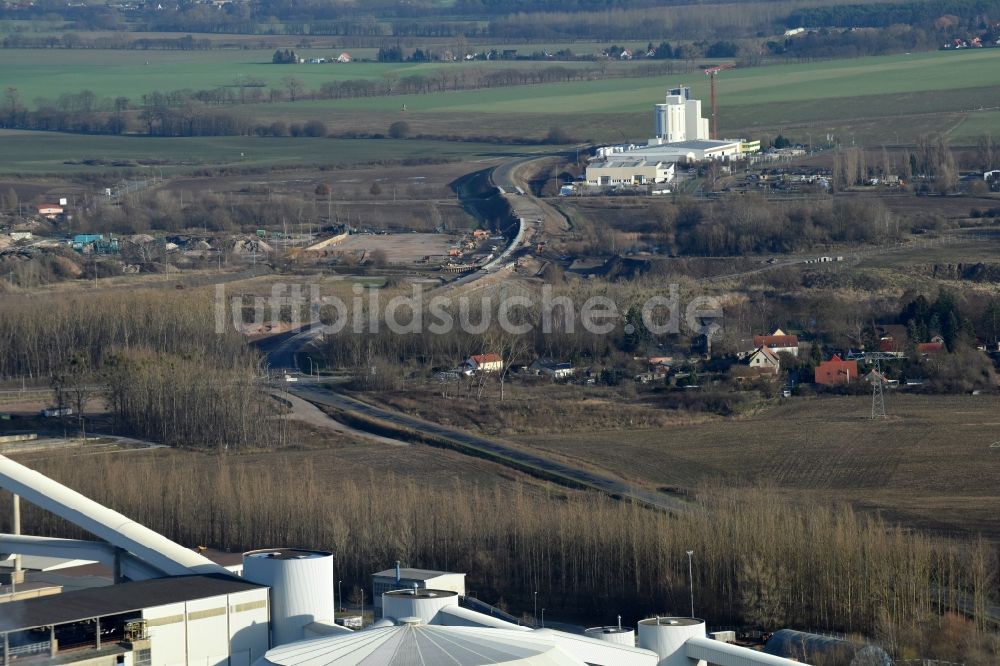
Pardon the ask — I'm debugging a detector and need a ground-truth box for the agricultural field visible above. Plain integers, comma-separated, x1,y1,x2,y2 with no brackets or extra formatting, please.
238,48,1000,144
5,46,998,146
513,394,1000,539
0,130,552,174
0,48,615,106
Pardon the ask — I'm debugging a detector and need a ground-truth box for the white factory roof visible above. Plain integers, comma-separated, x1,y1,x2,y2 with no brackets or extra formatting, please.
259,624,581,666
597,157,666,168
373,567,462,580
0,554,97,572
631,140,739,155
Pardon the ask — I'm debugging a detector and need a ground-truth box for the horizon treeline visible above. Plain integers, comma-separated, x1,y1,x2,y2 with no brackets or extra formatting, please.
2,454,996,662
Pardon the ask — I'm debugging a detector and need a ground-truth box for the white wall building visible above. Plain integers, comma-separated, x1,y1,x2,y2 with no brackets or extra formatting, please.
653,86,709,143
372,566,467,611
586,158,675,186
0,575,270,666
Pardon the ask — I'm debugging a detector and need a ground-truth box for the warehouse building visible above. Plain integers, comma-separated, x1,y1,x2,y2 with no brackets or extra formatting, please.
372,563,466,611
585,157,675,186
0,575,269,666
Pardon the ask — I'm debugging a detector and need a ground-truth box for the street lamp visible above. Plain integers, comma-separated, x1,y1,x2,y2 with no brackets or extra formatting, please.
338,580,342,616
541,608,545,629
686,550,695,619
534,591,538,627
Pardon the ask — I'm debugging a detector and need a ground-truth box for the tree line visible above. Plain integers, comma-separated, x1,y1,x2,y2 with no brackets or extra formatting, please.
787,0,1000,31
0,291,282,449
1,33,213,50
4,455,997,663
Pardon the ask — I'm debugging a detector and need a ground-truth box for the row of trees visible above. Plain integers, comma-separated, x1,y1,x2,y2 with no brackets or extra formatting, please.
0,290,285,449
6,455,997,662
652,196,904,256
1,32,213,50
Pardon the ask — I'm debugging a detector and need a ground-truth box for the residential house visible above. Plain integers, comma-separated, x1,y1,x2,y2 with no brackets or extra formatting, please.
746,347,781,374
530,359,574,379
864,369,899,387
753,328,799,357
814,355,858,386
916,335,945,356
463,353,503,374
336,52,352,63
876,324,909,356
36,204,63,220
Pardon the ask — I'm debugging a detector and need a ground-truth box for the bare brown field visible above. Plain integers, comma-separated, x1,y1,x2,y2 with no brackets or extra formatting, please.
857,235,1000,270
371,382,693,436
513,394,1000,538
334,232,460,263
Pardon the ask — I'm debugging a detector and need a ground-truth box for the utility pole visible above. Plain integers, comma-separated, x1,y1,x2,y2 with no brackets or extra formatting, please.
686,550,695,619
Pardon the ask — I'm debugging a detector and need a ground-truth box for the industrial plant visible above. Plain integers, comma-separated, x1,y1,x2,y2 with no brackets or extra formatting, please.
0,454,888,666
585,85,757,188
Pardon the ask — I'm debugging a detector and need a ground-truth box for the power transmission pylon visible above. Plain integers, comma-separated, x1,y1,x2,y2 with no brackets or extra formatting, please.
864,352,897,419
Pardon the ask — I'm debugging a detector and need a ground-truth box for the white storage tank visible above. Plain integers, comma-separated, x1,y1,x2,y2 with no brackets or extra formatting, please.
243,548,334,647
381,588,459,624
637,617,706,666
585,625,636,647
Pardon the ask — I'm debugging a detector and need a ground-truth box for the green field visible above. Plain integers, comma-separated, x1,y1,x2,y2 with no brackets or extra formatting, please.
0,130,551,174
0,48,606,105
3,46,997,151
271,49,1000,115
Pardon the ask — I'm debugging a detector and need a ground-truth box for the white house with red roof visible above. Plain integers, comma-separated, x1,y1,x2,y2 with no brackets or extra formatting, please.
753,328,799,357
463,353,503,374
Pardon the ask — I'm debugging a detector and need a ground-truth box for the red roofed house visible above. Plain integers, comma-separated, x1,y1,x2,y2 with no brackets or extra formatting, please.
814,355,858,386
753,328,799,357
464,353,503,374
746,347,781,375
36,204,64,219
916,335,946,356
876,324,908,356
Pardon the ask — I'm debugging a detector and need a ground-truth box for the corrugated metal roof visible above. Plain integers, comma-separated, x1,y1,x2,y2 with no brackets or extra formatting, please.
0,574,263,633
262,625,580,666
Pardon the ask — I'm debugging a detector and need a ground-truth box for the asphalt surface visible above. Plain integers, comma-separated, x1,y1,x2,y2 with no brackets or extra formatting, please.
288,382,692,514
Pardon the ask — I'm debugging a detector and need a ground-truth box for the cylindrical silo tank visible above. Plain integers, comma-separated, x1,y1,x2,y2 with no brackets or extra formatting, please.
243,548,334,647
637,617,706,666
585,626,636,647
381,588,459,624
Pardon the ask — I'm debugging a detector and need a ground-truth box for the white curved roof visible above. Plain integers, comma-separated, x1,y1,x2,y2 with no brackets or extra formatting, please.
259,624,583,666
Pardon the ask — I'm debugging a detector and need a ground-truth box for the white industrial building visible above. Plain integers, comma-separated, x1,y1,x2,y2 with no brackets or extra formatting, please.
0,454,817,666
652,86,709,144
585,85,752,188
372,564,466,612
585,158,675,186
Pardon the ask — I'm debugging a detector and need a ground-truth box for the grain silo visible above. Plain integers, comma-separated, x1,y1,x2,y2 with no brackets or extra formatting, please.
243,548,334,647
381,587,460,624
637,617,707,666
584,622,636,647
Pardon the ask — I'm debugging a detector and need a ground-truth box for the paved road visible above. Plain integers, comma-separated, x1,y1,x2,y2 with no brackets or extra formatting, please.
273,389,408,447
287,382,692,513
